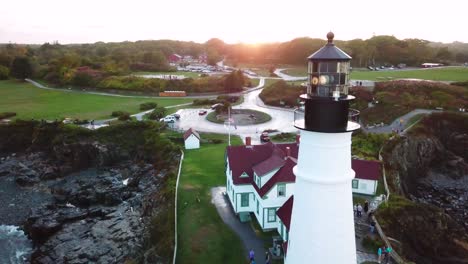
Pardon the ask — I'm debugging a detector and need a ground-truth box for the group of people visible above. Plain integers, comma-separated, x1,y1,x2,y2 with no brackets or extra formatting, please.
249,249,270,264
377,246,393,263
354,200,370,217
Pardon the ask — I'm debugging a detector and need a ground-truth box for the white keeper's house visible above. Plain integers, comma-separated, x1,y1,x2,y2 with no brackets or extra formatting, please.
183,128,200,149
225,137,381,253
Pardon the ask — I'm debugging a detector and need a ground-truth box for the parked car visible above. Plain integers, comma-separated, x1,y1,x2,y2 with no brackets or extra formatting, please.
63,118,73,124
198,110,208,116
160,115,177,123
260,132,270,143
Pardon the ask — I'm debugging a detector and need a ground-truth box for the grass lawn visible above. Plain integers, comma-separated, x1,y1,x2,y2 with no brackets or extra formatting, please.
177,133,245,264
281,66,468,82
0,80,192,120
270,132,297,143
264,78,281,87
282,67,307,77
133,71,202,79
405,113,427,129
350,67,468,82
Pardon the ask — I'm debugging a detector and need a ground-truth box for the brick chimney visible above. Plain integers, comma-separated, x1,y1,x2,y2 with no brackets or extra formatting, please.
245,136,252,147
296,134,300,145
286,146,291,158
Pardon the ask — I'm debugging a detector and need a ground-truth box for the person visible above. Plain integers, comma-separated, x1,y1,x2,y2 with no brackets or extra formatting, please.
370,220,376,233
383,247,392,264
364,200,369,214
377,246,383,263
353,204,357,216
249,249,255,262
265,251,271,264
368,210,374,220
357,203,363,217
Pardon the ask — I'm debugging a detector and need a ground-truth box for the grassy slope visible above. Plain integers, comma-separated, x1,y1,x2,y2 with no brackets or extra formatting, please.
0,80,192,120
177,133,245,264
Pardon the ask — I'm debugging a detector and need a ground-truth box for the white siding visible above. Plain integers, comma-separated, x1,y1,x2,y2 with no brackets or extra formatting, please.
352,178,377,195
184,134,200,149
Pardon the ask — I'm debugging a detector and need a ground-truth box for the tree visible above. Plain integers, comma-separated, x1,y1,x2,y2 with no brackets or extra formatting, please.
10,56,33,79
0,65,9,80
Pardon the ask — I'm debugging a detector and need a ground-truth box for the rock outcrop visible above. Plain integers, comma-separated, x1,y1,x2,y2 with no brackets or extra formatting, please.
0,121,178,263
380,113,468,263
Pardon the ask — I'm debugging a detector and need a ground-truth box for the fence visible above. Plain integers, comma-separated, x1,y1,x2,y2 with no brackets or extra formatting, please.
172,150,184,264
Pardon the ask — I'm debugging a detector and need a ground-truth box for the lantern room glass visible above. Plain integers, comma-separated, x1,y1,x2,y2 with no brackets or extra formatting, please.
307,61,350,97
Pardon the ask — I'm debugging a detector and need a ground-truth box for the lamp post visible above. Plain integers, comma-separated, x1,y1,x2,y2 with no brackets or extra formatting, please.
287,32,360,264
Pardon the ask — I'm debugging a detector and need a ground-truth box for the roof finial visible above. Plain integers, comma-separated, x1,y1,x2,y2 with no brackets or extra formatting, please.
327,31,334,44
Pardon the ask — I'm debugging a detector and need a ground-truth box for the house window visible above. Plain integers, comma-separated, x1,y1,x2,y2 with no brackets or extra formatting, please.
256,200,259,214
352,179,359,189
267,208,276,222
277,184,286,197
240,172,248,178
241,193,249,207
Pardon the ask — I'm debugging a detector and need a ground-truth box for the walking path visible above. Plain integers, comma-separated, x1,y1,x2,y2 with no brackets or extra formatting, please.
211,187,266,264
363,109,443,134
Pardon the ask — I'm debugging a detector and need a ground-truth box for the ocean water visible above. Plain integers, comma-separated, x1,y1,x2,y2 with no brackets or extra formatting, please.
0,225,32,264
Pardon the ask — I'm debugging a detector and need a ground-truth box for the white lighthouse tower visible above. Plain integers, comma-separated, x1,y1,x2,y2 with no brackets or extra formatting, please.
286,32,360,264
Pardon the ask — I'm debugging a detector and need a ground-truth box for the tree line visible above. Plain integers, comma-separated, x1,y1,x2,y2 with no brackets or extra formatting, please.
0,35,467,83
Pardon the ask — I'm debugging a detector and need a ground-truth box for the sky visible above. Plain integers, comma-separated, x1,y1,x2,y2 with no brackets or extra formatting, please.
1,0,467,44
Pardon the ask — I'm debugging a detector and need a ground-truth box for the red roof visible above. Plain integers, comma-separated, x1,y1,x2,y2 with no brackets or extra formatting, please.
183,128,200,141
352,159,381,181
253,157,296,197
277,196,294,231
252,150,285,176
226,142,380,197
226,142,298,186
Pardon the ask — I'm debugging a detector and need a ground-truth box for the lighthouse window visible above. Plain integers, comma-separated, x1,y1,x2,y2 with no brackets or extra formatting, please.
241,193,249,207
267,208,276,222
277,184,286,197
352,180,359,189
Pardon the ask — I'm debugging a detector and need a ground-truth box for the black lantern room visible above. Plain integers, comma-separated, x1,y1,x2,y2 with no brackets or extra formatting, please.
294,32,360,133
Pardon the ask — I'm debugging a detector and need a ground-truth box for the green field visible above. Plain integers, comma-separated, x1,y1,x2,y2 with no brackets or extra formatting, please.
351,67,468,82
177,133,245,264
133,71,202,79
280,67,468,82
0,80,192,120
282,67,307,77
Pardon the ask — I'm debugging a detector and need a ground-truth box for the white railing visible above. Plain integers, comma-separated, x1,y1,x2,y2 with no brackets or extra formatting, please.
173,150,184,264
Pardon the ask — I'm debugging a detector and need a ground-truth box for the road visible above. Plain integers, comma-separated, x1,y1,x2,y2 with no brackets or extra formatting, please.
172,78,298,144
363,109,443,134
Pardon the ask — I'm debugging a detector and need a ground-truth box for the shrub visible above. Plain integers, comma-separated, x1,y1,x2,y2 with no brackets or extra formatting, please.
362,235,384,253
0,112,16,120
117,113,131,121
259,80,305,107
145,107,166,120
140,102,158,111
0,65,9,80
111,111,130,117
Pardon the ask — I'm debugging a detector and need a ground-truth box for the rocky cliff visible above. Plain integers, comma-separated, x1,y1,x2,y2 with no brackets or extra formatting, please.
379,113,468,263
0,121,179,264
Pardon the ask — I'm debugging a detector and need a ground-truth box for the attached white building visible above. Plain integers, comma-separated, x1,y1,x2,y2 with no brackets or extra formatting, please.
225,139,381,257
184,128,200,149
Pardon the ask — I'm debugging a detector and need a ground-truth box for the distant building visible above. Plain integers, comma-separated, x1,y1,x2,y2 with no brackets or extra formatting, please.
168,54,182,64
184,128,200,149
421,62,443,68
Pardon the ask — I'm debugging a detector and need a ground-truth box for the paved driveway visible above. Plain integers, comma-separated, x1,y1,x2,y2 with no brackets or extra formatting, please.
211,187,266,264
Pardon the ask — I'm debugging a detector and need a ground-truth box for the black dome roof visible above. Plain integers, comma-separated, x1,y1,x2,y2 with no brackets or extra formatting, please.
308,32,351,61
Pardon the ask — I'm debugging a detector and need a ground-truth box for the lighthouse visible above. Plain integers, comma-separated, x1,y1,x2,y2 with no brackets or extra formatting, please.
286,32,360,264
